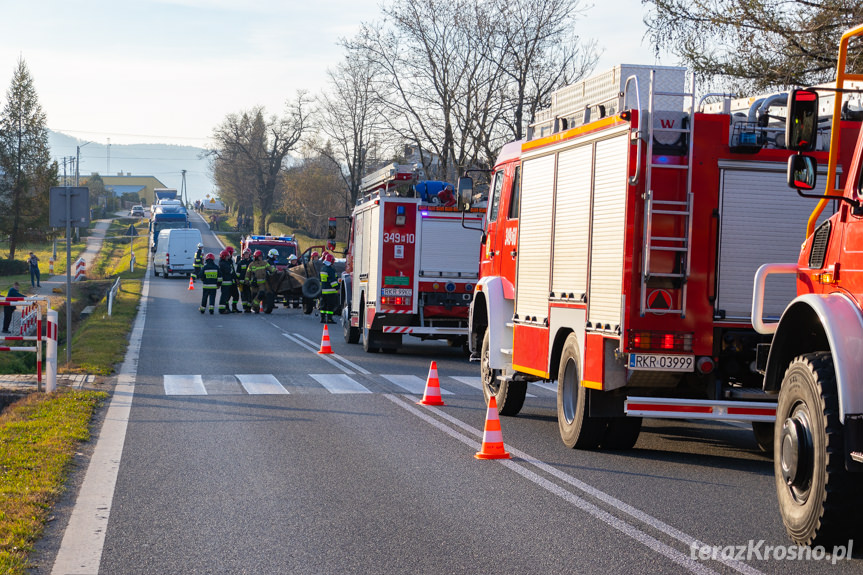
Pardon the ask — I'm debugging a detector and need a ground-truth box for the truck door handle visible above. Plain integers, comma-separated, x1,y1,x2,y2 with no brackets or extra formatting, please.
510,250,517,258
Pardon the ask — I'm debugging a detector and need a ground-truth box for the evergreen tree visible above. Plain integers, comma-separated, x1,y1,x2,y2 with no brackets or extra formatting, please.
0,58,56,260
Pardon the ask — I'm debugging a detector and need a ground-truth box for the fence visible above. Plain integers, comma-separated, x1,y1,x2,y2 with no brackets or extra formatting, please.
0,296,57,392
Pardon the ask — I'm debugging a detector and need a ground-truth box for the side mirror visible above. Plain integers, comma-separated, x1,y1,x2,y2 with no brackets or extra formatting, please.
457,176,474,211
785,89,819,152
787,155,818,191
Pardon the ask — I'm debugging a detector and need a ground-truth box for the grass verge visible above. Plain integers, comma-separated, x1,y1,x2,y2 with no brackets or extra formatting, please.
0,390,107,574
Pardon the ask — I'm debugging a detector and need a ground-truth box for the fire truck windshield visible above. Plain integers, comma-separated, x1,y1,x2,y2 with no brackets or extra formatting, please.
251,244,296,264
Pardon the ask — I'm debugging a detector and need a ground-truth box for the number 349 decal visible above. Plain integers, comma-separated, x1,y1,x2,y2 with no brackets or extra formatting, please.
384,232,415,244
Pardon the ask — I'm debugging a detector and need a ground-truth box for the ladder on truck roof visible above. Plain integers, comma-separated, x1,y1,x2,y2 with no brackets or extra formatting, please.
640,69,695,317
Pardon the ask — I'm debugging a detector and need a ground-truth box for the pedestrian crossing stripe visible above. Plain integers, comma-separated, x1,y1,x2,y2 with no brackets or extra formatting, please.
160,374,557,397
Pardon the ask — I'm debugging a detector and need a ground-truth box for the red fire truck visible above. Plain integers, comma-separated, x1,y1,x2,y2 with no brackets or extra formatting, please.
751,23,863,546
461,63,860,452
338,163,485,352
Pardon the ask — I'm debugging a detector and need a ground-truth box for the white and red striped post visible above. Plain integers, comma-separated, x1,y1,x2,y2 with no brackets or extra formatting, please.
46,309,57,393
74,257,86,281
49,257,54,274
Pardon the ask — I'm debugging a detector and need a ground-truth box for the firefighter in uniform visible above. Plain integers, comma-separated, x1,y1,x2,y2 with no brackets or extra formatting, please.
245,250,274,313
225,246,240,312
192,243,204,280
199,253,220,314
236,248,253,313
217,250,236,314
319,252,339,323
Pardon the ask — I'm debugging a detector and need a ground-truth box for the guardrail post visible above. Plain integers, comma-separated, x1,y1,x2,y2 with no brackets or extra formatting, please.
46,309,57,393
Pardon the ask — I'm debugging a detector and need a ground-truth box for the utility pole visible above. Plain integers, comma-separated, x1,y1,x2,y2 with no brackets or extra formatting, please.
181,169,187,207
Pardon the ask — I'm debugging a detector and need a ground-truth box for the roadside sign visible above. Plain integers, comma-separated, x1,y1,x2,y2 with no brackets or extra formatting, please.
49,187,90,228
126,224,138,237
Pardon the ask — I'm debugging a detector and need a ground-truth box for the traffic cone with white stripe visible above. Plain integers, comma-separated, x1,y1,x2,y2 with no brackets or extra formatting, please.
318,324,333,354
418,360,445,406
188,275,195,290
475,395,511,460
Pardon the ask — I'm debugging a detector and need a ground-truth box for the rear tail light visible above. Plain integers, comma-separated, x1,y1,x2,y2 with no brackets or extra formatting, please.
627,330,692,352
381,296,411,306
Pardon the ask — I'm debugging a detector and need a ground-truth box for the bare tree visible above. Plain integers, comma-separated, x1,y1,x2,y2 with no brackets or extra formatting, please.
282,147,347,237
209,93,311,233
645,0,863,91
316,53,391,212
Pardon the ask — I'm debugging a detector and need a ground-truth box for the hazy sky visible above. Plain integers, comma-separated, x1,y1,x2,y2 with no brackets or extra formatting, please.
3,0,661,153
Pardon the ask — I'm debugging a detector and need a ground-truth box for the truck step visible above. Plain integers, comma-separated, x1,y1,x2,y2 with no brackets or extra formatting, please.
500,348,513,355
851,452,863,464
724,387,776,401
625,396,776,422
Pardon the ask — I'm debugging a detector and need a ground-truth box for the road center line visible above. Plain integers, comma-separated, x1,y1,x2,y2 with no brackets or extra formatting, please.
51,255,152,574
282,333,353,374
291,332,372,375
383,394,765,575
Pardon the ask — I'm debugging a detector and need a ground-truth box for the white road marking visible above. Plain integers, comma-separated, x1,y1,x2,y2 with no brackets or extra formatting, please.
291,332,372,375
163,374,207,395
51,250,153,574
310,374,372,394
283,333,353,373
236,374,289,395
382,374,453,395
384,395,765,575
449,375,537,398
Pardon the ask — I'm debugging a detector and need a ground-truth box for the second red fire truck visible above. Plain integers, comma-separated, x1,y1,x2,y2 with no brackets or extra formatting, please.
338,164,485,353
461,63,860,452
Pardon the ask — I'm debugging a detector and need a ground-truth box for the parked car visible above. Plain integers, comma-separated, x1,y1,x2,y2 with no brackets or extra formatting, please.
153,228,203,278
130,205,145,217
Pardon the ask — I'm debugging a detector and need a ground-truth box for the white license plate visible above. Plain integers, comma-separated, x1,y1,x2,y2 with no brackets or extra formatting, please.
628,353,694,372
382,288,413,296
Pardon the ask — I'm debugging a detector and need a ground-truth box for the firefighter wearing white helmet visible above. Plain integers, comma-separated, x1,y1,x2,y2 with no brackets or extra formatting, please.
319,252,339,324
266,248,279,267
193,242,204,280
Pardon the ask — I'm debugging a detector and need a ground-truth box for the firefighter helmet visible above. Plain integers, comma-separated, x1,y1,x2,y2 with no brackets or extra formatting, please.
311,251,319,259
219,250,229,260
242,249,251,257
205,253,216,261
253,250,263,259
197,243,204,249
268,248,279,258
226,246,234,254
322,252,335,264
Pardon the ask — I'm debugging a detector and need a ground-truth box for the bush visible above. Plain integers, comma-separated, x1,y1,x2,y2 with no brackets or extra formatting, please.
0,259,28,275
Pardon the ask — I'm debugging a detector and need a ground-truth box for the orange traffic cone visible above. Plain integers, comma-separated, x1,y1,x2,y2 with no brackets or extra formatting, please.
188,276,195,290
475,395,511,460
318,324,334,354
417,361,445,406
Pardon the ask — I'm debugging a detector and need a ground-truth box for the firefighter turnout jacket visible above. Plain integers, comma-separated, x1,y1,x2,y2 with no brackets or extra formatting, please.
201,260,221,288
245,259,274,286
320,264,339,295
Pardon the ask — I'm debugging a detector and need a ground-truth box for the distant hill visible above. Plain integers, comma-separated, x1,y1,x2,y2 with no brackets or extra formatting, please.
48,131,214,203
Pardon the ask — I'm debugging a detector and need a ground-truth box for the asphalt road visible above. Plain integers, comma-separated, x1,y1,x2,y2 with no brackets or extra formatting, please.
36,217,863,574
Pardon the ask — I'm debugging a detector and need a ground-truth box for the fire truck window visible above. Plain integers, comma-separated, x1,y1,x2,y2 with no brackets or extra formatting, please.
489,171,504,222
508,166,521,220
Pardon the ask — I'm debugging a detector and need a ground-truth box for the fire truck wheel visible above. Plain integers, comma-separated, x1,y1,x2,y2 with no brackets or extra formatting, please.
480,330,526,416
363,324,380,353
602,417,642,450
343,307,360,344
752,422,774,455
775,352,855,546
557,334,608,449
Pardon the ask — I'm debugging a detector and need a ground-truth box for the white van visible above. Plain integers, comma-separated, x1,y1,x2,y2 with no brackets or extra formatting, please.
153,228,203,278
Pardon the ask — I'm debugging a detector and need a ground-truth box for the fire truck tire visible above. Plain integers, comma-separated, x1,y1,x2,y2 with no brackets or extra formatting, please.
602,417,642,450
557,334,608,449
752,422,774,455
363,325,380,353
343,307,360,344
480,330,526,416
775,352,857,546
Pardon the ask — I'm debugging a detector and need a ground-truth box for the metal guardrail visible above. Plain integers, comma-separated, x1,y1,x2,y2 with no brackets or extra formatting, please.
107,277,122,316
